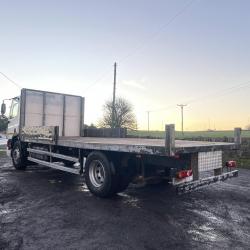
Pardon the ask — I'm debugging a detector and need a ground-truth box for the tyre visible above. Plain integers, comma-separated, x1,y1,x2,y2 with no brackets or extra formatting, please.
11,141,27,170
85,151,119,198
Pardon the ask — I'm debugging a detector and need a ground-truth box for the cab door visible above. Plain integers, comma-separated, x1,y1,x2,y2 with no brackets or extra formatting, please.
7,98,20,139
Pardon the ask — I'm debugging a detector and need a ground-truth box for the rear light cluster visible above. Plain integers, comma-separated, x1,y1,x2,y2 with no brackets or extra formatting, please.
226,161,237,168
176,169,193,179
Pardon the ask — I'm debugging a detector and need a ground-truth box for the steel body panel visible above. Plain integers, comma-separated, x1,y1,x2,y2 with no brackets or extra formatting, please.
20,89,84,137
44,93,64,135
64,95,81,136
24,90,43,126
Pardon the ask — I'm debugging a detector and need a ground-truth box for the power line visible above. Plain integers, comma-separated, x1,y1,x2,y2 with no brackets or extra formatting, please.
149,104,177,113
83,67,112,92
2,1,197,94
184,80,250,105
145,79,250,114
139,79,250,131
83,0,248,115
140,78,250,131
0,71,22,89
83,0,197,93
119,0,196,65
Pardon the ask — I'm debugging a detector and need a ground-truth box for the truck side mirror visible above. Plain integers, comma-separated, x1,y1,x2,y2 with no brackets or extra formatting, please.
1,102,6,115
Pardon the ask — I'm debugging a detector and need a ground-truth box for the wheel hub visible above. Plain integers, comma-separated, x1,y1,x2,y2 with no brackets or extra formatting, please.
89,160,105,188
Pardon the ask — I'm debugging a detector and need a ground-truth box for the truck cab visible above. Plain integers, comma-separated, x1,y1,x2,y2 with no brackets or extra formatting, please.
6,97,20,139
1,97,20,157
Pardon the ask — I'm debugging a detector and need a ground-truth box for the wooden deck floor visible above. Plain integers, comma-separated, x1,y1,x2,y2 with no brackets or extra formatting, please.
57,137,236,155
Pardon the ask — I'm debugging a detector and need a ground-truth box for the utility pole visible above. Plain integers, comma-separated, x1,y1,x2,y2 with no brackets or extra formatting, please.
177,104,187,136
112,62,117,129
147,111,150,132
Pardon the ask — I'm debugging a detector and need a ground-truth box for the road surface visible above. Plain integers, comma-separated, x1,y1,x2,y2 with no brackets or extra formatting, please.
0,153,250,250
0,138,7,146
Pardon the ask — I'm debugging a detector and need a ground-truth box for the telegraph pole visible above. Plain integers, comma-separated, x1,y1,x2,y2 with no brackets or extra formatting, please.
112,62,117,128
177,104,187,136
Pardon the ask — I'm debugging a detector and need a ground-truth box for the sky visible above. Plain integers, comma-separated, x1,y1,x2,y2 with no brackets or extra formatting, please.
0,0,250,131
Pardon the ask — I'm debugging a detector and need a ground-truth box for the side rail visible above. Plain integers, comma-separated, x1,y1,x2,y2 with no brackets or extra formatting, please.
21,126,59,144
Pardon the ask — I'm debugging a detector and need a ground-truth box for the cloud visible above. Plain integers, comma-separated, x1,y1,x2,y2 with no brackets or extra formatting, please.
122,79,148,90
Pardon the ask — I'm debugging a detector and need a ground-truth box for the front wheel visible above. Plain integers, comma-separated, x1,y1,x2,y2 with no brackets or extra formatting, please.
85,152,119,198
12,141,27,170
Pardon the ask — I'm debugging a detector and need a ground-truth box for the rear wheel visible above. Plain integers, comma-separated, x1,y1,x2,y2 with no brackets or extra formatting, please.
12,141,27,170
85,152,119,198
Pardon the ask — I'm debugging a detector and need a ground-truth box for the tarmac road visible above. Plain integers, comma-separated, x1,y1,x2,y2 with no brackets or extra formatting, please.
0,153,250,250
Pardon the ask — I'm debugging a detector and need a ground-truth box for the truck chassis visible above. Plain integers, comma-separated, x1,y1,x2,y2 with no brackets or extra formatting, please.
7,89,240,198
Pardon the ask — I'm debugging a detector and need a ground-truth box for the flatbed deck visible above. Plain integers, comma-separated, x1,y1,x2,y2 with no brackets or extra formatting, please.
56,137,236,155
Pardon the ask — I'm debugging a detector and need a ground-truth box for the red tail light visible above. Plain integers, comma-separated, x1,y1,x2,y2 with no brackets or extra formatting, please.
177,170,193,179
226,161,237,168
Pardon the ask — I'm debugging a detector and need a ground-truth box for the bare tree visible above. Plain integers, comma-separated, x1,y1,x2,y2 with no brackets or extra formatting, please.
99,97,137,130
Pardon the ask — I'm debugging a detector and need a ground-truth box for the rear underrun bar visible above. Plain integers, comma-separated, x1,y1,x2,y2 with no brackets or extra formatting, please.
176,170,238,194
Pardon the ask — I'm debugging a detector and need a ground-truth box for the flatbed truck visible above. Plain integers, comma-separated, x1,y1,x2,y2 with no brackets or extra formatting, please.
1,89,239,197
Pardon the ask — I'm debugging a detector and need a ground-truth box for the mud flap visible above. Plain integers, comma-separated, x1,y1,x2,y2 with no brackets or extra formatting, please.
176,170,238,194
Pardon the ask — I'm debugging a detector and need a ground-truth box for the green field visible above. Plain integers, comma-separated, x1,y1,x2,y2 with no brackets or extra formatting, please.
128,130,250,139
